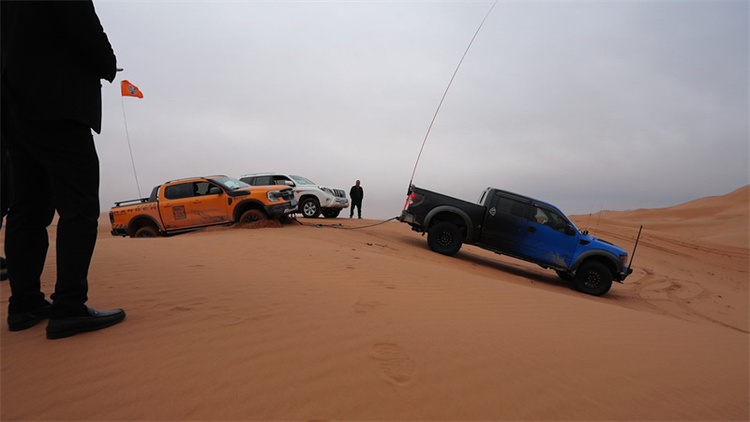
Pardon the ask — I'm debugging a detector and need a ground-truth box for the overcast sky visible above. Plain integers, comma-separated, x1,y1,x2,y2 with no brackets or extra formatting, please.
94,0,748,220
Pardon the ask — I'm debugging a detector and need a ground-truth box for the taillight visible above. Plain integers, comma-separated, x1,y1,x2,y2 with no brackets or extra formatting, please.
409,193,423,205
109,212,114,224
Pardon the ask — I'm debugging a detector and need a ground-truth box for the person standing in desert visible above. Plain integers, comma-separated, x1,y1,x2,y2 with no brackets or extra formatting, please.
1,1,126,339
349,180,364,219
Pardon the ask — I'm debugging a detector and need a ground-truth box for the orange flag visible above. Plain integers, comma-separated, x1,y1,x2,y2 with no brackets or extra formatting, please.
121,80,144,98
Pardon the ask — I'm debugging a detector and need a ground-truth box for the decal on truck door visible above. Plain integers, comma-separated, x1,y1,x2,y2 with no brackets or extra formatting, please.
173,205,187,220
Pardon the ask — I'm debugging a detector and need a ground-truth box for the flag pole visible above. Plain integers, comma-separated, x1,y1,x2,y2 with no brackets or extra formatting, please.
120,91,143,198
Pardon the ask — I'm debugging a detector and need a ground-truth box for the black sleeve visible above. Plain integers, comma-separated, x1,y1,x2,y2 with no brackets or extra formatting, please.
52,1,117,82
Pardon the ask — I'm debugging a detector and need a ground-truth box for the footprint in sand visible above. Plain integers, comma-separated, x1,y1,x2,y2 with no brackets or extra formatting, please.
353,300,384,314
369,279,396,290
371,343,416,386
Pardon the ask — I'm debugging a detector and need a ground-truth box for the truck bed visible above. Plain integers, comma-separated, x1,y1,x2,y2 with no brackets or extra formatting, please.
402,185,486,240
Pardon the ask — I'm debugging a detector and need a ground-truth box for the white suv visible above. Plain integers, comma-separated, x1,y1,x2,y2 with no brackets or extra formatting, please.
239,173,349,218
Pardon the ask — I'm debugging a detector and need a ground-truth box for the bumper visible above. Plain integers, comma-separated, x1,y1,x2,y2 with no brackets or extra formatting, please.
399,210,414,224
323,197,349,209
266,200,298,217
621,267,634,281
613,267,634,283
111,228,129,237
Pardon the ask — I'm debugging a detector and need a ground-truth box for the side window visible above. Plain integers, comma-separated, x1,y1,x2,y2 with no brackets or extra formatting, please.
532,207,548,225
273,176,292,186
252,176,273,185
164,183,193,200
477,190,487,204
532,205,569,233
495,195,529,219
194,182,211,196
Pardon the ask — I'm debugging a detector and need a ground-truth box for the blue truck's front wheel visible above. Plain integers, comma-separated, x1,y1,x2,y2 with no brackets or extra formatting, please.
427,222,463,256
574,262,613,296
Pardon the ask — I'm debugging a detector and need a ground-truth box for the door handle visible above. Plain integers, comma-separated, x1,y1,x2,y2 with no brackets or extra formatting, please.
527,226,536,233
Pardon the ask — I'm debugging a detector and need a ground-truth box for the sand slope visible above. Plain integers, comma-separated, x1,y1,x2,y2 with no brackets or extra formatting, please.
1,187,747,421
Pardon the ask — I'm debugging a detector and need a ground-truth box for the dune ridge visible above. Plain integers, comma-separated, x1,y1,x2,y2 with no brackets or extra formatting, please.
1,187,747,420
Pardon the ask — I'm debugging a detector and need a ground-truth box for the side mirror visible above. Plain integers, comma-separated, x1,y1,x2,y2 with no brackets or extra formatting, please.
208,186,222,195
566,225,577,236
284,180,295,187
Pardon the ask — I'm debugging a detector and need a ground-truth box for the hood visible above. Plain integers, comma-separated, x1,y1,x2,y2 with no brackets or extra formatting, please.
581,233,628,256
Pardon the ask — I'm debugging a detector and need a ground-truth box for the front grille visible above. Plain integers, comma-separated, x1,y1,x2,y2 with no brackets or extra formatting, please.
332,189,346,198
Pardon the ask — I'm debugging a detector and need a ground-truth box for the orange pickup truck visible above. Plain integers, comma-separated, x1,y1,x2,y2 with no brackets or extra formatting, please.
110,176,298,237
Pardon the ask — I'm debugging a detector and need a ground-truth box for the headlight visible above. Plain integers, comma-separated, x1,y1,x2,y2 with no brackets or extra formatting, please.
267,191,280,202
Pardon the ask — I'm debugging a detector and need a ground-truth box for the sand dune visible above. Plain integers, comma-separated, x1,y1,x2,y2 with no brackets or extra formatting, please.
1,187,747,420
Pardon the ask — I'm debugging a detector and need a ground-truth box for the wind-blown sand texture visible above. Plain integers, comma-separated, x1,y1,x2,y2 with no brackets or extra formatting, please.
1,186,748,421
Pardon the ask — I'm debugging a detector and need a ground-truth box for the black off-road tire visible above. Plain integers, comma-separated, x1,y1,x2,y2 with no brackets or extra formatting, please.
300,198,321,218
133,225,158,238
427,222,463,256
574,261,613,296
239,209,267,224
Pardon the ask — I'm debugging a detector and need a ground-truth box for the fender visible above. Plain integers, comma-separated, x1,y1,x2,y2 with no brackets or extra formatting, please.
128,214,164,234
298,193,319,204
232,198,268,221
571,249,624,280
424,205,475,240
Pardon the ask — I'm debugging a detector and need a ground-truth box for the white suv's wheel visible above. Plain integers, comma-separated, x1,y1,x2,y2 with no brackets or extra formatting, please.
300,198,321,218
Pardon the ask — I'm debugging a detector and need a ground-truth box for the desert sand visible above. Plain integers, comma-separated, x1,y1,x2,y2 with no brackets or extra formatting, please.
1,186,748,421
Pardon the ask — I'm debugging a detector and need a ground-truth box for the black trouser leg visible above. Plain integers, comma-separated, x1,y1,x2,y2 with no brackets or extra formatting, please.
5,118,98,317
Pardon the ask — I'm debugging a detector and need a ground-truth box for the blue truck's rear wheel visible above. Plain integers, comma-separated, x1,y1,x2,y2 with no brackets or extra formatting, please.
427,222,463,256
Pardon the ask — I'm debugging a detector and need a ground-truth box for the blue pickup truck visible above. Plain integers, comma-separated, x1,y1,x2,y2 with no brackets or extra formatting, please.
398,185,634,296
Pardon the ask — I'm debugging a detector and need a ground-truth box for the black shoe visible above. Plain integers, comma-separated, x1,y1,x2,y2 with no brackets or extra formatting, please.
46,306,126,339
8,299,52,331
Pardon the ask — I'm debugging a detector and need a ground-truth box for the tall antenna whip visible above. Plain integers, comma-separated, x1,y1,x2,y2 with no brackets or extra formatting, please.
408,0,499,188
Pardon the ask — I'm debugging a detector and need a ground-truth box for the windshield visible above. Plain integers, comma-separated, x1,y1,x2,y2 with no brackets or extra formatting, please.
210,177,250,190
291,175,316,185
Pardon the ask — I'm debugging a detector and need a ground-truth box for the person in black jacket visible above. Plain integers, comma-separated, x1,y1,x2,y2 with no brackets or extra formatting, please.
1,1,126,338
349,180,364,219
